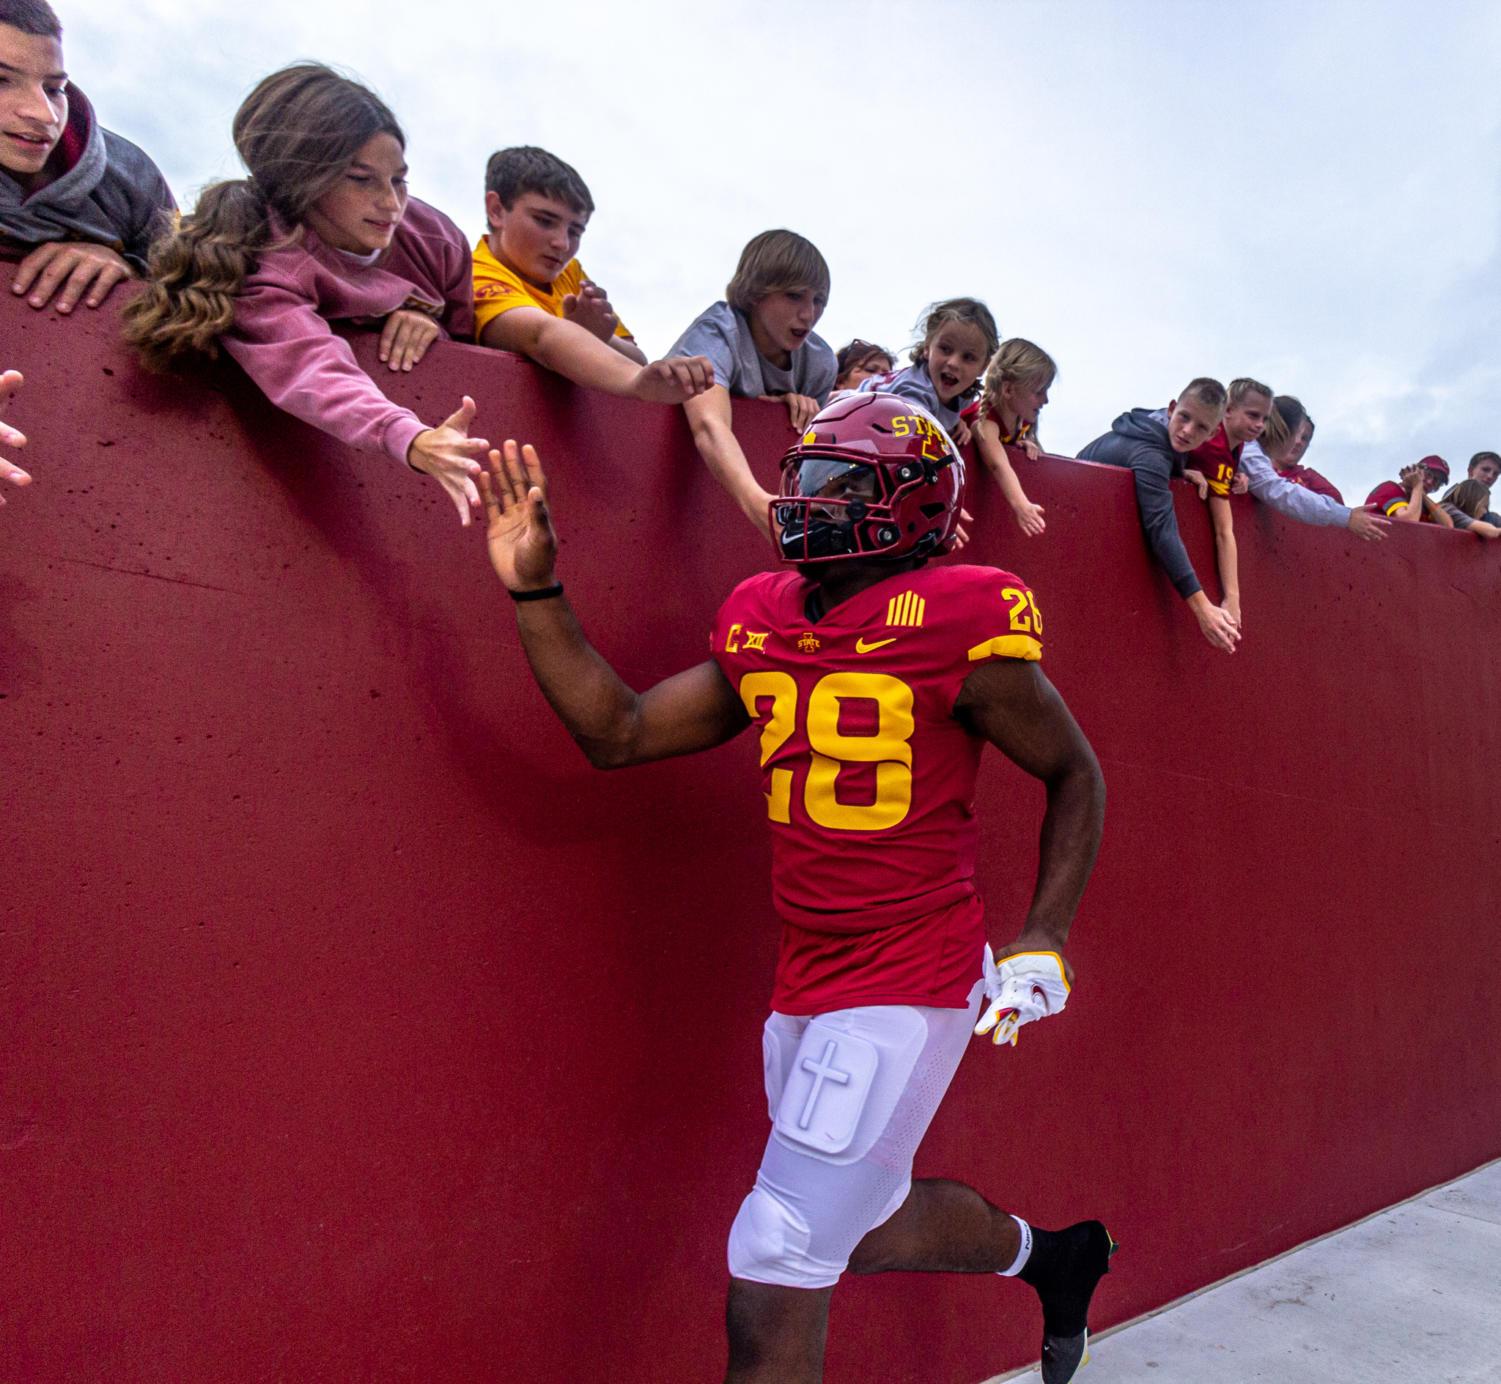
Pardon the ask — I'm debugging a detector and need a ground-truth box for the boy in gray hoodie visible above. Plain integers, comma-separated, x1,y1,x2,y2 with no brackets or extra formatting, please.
1,0,174,314
1077,378,1241,654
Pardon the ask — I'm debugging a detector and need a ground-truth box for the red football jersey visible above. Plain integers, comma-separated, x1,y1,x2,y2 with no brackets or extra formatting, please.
711,562,1044,1015
1189,424,1242,498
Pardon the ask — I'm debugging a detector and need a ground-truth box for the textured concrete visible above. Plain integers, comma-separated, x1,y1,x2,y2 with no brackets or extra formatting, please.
991,1159,1501,1383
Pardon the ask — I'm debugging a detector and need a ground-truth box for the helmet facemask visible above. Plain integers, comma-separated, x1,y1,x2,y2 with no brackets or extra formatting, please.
773,449,960,564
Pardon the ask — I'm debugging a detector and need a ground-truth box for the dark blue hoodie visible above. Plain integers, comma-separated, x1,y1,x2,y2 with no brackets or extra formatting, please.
1078,408,1202,599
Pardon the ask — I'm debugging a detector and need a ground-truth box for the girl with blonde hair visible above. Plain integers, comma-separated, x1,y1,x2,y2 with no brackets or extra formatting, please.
965,338,1055,536
124,63,488,525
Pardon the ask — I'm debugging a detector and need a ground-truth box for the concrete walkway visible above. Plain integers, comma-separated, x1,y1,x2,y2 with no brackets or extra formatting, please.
989,1159,1501,1384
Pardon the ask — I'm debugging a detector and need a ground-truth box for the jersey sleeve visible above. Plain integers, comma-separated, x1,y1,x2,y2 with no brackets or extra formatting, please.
1366,481,1408,517
900,566,1044,713
472,255,535,335
954,570,1044,667
710,573,776,682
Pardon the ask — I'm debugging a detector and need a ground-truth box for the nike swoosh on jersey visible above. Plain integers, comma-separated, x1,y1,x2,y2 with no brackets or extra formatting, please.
854,636,897,653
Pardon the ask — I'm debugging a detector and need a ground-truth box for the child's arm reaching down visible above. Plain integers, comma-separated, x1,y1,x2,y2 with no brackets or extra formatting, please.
973,416,1045,536
1209,494,1240,629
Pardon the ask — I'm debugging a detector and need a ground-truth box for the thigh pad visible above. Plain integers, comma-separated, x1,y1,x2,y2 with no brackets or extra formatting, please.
771,1007,927,1166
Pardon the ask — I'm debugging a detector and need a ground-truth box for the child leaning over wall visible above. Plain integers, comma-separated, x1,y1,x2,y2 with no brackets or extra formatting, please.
0,0,175,314
962,338,1053,538
123,63,491,527
670,229,837,537
473,146,709,405
1077,379,1241,655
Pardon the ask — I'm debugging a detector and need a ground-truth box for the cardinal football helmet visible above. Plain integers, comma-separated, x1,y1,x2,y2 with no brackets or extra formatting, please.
771,393,965,565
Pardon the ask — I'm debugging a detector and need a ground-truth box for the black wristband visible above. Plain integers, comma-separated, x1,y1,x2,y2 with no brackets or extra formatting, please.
508,582,564,603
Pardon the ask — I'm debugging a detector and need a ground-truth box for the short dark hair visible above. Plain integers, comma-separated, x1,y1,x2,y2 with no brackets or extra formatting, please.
1468,450,1500,476
1180,377,1227,412
484,146,593,215
0,0,62,36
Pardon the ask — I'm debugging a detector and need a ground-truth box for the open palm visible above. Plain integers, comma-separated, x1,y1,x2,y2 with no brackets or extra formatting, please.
480,441,558,592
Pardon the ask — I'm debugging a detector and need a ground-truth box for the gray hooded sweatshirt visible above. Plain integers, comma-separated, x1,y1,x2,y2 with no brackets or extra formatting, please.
0,87,174,270
1077,407,1202,599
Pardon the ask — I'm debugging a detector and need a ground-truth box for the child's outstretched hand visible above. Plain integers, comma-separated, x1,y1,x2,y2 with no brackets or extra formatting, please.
631,356,714,405
562,281,620,343
953,417,972,447
1231,469,1250,495
1020,438,1042,461
1011,499,1046,537
1183,468,1209,500
408,396,489,526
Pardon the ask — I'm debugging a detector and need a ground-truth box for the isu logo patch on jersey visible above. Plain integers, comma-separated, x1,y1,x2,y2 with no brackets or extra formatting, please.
886,591,927,627
797,632,821,653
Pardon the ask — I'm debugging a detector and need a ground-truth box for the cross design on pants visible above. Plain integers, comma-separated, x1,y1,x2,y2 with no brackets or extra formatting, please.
796,1039,851,1129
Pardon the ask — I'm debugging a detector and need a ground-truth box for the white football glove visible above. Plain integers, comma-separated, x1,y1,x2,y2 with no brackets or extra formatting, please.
974,945,1071,1047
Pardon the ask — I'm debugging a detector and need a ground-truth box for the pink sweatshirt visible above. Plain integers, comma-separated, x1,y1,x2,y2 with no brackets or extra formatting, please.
224,197,474,465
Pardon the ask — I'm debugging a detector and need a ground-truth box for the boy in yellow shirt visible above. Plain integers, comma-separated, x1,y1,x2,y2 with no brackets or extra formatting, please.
474,146,709,405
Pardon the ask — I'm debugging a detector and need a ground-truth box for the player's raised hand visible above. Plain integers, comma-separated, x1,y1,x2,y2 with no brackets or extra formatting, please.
0,369,32,504
480,440,558,592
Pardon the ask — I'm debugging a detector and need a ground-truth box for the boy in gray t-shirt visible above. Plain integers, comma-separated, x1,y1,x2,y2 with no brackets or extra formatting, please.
672,230,836,538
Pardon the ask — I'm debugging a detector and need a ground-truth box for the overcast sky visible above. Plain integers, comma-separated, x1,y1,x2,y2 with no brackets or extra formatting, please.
59,0,1501,502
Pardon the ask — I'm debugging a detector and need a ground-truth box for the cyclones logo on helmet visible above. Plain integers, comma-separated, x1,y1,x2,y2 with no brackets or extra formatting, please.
771,393,966,565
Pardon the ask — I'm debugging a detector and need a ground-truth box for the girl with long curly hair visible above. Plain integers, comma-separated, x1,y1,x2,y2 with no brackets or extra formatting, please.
124,63,488,524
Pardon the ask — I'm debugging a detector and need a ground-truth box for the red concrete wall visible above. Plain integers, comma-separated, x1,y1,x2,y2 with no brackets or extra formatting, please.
3,286,1499,1383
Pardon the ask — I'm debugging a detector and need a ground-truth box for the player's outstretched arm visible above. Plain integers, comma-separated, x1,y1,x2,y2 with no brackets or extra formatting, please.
955,659,1105,969
480,441,749,768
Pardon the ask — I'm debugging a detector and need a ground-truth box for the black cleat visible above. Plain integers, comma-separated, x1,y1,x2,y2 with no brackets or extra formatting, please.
1022,1220,1118,1384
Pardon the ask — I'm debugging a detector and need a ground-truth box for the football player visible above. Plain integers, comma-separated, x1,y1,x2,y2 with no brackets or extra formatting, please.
479,393,1111,1384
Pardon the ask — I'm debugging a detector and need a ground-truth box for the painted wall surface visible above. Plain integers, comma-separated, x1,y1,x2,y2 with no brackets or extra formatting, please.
3,290,1499,1383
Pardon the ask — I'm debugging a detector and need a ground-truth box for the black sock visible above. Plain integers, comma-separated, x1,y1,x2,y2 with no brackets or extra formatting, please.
1019,1221,1113,1337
